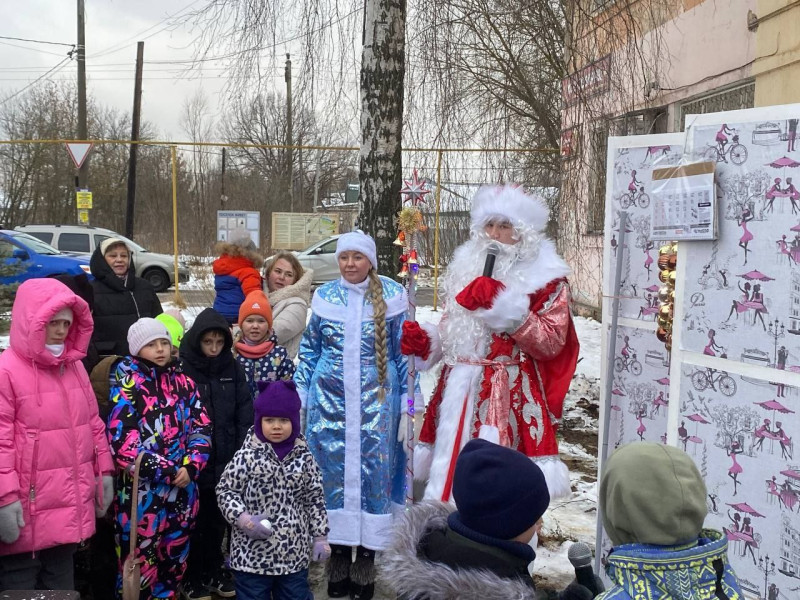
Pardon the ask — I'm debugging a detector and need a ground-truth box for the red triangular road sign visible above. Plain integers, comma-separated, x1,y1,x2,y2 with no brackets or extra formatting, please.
66,143,93,169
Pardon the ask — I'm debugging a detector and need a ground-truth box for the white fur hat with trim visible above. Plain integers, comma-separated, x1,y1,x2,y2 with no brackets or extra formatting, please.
470,185,550,232
335,230,378,271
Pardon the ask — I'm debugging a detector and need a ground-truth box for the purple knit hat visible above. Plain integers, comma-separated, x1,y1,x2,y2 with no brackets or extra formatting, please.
254,380,301,459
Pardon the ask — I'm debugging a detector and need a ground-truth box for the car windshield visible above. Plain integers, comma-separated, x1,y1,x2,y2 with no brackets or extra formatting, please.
115,234,146,252
300,237,337,253
11,232,60,255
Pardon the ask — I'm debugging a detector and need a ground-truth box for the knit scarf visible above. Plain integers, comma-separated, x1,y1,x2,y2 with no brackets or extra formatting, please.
235,339,275,359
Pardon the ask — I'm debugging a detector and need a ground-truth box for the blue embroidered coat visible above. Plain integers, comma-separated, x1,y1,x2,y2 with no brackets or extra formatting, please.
294,275,408,550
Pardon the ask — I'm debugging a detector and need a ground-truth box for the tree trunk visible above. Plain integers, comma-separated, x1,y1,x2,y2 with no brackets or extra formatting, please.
358,0,406,275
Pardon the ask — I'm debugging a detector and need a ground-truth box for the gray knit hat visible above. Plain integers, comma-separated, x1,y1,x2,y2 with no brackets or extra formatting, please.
128,318,171,356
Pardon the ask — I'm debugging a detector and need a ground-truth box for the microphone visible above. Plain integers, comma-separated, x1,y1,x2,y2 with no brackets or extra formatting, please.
482,242,500,277
567,542,603,596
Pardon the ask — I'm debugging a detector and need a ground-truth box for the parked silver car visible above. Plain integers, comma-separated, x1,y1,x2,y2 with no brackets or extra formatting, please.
15,224,190,292
267,235,341,286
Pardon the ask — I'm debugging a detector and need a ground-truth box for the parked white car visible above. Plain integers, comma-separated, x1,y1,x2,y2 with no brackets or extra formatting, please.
267,235,341,286
15,224,190,292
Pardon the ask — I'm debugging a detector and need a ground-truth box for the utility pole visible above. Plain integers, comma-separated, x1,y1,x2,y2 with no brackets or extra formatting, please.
285,54,293,211
125,41,144,240
220,147,227,206
313,148,321,212
77,0,89,189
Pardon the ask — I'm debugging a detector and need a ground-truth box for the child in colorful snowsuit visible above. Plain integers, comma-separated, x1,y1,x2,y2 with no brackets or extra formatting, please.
234,290,295,391
0,278,115,592
107,318,212,600
598,442,745,600
179,308,253,599
213,234,264,326
217,380,330,600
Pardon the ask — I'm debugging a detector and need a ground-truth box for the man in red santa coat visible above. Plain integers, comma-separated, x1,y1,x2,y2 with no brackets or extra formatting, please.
401,185,579,502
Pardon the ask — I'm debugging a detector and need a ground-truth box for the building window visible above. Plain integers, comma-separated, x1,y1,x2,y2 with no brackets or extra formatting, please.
678,81,755,130
612,109,668,136
585,109,666,234
587,121,609,233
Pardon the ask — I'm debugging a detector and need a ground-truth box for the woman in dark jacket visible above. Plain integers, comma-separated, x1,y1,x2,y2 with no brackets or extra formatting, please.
179,307,253,598
89,237,162,356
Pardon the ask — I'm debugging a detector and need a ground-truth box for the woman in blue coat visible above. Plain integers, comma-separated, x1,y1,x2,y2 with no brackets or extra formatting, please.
294,231,408,600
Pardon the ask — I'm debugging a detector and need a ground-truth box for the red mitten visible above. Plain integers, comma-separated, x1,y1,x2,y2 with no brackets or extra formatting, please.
455,276,506,311
401,321,431,360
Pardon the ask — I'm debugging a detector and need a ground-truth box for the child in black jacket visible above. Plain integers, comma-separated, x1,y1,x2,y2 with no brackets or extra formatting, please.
180,308,254,599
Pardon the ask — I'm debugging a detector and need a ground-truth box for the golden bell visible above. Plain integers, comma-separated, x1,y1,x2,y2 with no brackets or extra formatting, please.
659,244,672,257
669,271,677,286
397,264,409,278
659,269,671,284
671,242,679,253
659,304,673,320
658,286,671,303
657,316,672,331
668,253,677,270
408,249,418,265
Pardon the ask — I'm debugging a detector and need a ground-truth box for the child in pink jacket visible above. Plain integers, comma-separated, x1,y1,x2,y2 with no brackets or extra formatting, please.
0,278,115,591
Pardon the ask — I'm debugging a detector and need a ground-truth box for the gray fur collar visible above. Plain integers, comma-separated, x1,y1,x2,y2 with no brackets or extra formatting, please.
378,501,537,600
268,268,313,306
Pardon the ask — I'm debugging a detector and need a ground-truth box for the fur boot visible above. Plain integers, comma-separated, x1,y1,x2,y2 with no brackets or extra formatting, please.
326,544,352,598
350,546,376,600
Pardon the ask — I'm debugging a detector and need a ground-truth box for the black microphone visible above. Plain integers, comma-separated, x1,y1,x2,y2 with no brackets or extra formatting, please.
483,242,500,277
567,542,603,597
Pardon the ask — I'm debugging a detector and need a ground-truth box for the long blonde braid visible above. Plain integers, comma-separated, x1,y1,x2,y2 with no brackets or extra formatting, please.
367,269,388,400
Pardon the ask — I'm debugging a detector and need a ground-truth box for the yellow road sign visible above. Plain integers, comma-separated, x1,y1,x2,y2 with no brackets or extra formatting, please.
76,190,93,209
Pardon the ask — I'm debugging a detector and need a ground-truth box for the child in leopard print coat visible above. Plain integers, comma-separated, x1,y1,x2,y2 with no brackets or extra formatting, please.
216,380,329,600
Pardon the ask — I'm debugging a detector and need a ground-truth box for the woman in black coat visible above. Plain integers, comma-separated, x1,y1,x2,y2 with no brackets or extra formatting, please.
89,238,162,356
179,307,253,595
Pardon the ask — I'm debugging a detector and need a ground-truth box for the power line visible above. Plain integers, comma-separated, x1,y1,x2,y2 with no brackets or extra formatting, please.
86,0,205,60
0,55,73,106
0,40,71,57
0,35,75,47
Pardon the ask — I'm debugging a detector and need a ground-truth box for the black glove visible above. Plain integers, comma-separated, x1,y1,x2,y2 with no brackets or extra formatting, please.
558,581,596,600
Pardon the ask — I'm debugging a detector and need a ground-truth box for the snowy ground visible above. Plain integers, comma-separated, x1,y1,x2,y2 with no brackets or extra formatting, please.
408,307,601,594
0,292,603,598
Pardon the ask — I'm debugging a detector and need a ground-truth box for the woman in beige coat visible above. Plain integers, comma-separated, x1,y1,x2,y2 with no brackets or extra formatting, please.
264,252,313,359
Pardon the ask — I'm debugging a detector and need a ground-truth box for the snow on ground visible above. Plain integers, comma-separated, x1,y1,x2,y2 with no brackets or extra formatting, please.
0,288,604,597
414,307,602,592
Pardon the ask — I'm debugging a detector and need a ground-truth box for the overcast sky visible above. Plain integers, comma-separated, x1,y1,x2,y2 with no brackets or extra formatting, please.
0,0,308,139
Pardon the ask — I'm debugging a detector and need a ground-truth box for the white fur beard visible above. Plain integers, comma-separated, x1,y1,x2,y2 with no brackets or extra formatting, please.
441,236,539,364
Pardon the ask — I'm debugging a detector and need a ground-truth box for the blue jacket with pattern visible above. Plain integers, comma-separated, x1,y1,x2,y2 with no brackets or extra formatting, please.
598,529,745,600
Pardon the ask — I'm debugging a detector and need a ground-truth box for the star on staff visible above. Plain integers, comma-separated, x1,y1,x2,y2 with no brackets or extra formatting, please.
400,168,430,206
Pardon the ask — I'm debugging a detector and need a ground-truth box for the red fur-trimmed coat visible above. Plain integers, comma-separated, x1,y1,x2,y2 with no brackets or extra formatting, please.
416,278,579,502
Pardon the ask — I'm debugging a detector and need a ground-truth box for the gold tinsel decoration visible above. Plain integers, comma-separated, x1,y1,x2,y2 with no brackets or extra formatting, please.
396,207,423,235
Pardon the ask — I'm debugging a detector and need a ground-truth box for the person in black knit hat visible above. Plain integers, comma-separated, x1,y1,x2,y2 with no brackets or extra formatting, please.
380,439,597,600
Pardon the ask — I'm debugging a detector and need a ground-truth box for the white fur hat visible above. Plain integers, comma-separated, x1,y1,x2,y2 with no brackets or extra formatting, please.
335,230,378,270
470,185,550,232
127,317,170,356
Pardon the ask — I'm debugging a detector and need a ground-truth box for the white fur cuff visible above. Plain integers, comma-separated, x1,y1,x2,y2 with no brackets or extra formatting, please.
535,457,572,500
413,442,434,482
414,321,443,371
476,288,530,332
